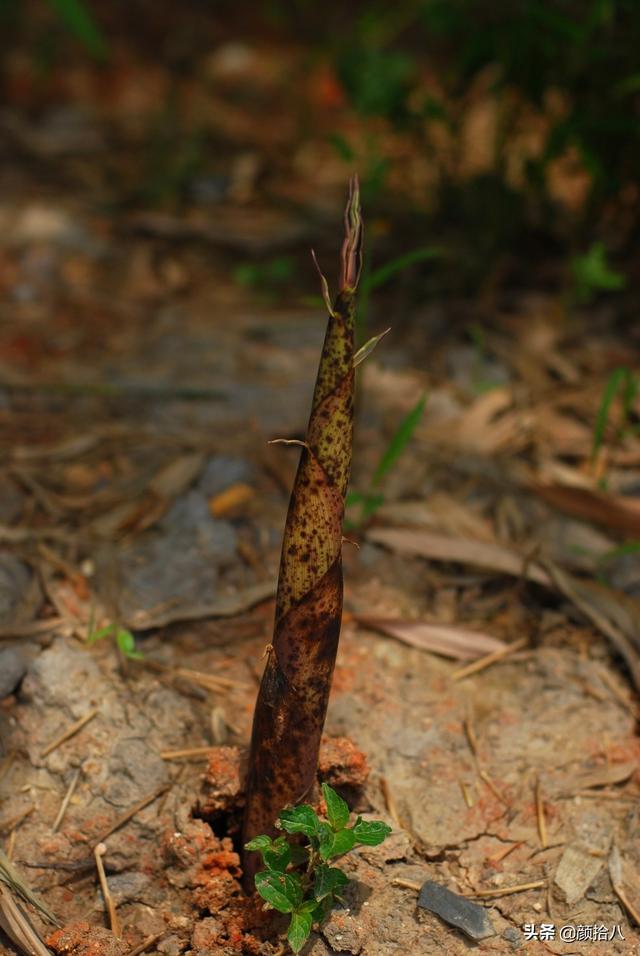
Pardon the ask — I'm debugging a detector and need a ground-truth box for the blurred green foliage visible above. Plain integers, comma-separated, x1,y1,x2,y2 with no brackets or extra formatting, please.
347,393,427,526
322,0,640,275
5,0,638,286
0,0,107,58
571,242,626,304
46,0,106,58
234,257,294,292
592,367,639,461
334,1,640,204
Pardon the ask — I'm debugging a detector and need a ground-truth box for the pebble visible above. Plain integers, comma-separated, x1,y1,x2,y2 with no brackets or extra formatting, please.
0,645,28,697
0,554,37,623
418,880,495,941
198,456,253,497
503,926,523,948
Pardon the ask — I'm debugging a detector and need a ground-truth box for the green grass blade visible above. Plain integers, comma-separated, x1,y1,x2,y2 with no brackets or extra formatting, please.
362,246,442,293
592,367,629,459
372,393,426,486
46,0,108,58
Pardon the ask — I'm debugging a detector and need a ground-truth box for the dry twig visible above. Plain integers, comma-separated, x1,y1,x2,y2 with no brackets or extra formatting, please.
452,637,528,681
94,843,120,937
52,769,81,832
535,776,547,849
128,932,165,956
94,785,170,844
467,879,546,898
40,708,98,758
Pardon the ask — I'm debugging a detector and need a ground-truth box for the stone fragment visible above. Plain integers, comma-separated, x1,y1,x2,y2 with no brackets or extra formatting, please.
198,456,253,497
322,912,366,954
112,491,237,620
417,881,495,941
318,736,369,789
198,746,244,816
0,554,39,623
554,843,607,905
503,926,523,948
47,921,128,956
0,645,28,697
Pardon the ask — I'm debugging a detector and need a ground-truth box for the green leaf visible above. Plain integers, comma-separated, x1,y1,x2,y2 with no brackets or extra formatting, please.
279,804,320,837
298,899,319,914
311,896,333,922
327,133,355,161
254,871,302,913
591,367,635,458
352,818,392,846
372,393,427,486
115,628,143,660
287,909,313,953
244,835,272,853
353,328,391,367
46,0,108,59
86,623,115,644
318,825,356,861
571,241,625,303
313,864,349,901
362,247,443,293
321,783,350,831
263,836,291,872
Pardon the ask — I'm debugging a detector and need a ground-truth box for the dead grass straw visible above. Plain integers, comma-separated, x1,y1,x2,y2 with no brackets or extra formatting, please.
94,843,120,937
452,637,527,681
52,769,81,832
40,708,98,758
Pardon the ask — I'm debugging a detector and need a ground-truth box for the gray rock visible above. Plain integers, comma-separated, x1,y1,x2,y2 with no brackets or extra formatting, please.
157,936,185,956
0,645,28,697
322,912,365,954
115,490,237,618
102,737,169,808
0,555,38,624
22,640,101,712
417,881,495,941
554,843,607,905
607,551,640,596
101,871,151,905
503,926,522,948
198,456,253,497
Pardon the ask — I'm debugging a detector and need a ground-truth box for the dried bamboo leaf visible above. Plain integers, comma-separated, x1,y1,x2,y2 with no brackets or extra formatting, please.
367,527,551,587
368,525,640,690
0,848,58,927
0,885,52,956
532,481,640,538
354,616,506,660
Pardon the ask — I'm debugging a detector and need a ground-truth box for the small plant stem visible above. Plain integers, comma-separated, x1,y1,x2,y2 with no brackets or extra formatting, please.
94,843,120,937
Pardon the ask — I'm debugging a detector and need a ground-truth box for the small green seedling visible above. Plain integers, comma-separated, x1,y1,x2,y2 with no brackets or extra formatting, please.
346,392,427,526
245,783,391,953
570,241,625,305
357,245,442,345
592,366,639,463
233,257,294,295
87,621,143,660
46,0,108,59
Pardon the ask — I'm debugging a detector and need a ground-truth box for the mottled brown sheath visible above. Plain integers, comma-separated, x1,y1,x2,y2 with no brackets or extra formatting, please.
242,178,362,885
